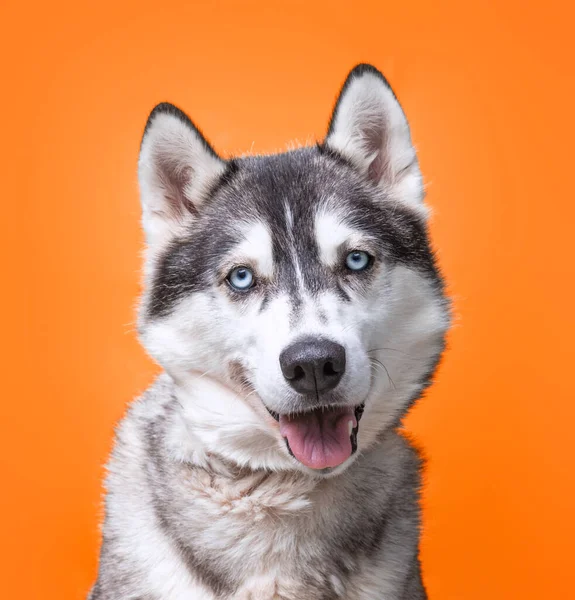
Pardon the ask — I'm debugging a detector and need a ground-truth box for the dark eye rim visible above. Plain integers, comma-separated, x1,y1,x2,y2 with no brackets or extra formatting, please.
226,265,256,292
344,250,374,272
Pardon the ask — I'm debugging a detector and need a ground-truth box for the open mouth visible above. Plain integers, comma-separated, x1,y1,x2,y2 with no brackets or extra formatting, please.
266,404,365,470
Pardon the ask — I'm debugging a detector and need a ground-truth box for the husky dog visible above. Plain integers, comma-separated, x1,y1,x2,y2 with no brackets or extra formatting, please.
89,64,450,600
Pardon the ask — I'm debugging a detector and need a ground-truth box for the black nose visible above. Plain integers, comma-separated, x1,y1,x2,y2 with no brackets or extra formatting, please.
279,338,346,394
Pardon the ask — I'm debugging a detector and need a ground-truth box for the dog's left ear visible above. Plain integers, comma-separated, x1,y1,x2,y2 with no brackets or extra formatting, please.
325,64,425,214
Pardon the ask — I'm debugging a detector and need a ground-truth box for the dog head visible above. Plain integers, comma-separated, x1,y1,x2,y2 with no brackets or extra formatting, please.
137,64,450,476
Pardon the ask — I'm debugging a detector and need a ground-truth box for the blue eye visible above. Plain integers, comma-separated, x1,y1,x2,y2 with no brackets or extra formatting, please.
345,251,371,272
228,266,255,291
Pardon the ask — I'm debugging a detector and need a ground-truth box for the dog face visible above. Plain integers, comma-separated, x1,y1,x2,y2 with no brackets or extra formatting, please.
137,65,450,476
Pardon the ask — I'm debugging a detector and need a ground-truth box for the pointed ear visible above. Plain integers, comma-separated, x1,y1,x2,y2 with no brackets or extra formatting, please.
325,64,425,215
138,103,227,245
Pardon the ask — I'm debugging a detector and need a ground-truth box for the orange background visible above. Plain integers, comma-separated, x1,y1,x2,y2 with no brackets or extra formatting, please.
2,1,574,598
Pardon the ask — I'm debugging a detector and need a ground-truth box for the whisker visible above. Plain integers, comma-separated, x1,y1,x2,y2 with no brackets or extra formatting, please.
370,357,396,389
367,347,409,356
198,369,215,379
242,389,259,402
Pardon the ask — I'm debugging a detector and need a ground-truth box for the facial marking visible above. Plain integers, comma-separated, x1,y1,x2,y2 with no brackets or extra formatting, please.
229,221,275,279
284,203,294,230
281,203,306,297
314,208,366,267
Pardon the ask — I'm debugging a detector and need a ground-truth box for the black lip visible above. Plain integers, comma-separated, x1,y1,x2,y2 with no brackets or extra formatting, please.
350,404,364,455
285,438,296,458
266,407,280,421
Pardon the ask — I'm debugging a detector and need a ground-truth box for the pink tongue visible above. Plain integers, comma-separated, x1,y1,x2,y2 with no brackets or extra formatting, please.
279,407,357,470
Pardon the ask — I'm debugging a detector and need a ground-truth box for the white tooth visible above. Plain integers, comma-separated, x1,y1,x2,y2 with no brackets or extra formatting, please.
348,420,354,436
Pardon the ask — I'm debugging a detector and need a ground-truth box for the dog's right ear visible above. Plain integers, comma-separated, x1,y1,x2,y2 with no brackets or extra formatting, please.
138,103,226,245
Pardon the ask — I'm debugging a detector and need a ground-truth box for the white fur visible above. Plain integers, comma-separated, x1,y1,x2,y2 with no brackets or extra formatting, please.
314,210,355,266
